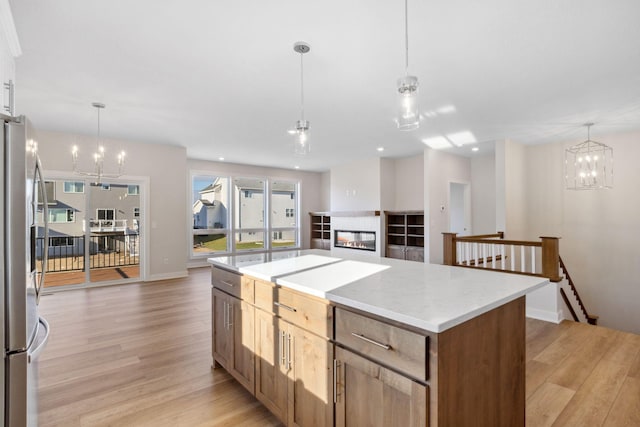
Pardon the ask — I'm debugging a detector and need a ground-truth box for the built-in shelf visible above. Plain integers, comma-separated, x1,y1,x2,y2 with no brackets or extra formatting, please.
310,212,331,249
384,211,425,263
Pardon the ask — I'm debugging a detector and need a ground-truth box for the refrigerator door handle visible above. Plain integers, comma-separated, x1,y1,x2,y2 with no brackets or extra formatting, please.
34,156,49,303
28,317,50,363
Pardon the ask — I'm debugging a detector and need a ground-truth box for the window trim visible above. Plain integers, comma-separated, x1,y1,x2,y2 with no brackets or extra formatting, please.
63,181,85,193
48,208,75,223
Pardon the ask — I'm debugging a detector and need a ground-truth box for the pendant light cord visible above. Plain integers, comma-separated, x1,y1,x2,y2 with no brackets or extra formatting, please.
300,52,305,121
96,106,101,152
405,0,409,75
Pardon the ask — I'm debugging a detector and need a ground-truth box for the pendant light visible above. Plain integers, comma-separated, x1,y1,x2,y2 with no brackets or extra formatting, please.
397,0,419,131
293,41,311,156
565,123,613,190
71,102,125,184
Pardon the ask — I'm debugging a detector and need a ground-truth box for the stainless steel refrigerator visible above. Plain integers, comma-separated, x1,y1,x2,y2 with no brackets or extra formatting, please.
1,114,50,426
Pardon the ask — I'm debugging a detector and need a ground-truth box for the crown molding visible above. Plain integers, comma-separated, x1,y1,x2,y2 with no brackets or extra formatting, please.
0,0,22,57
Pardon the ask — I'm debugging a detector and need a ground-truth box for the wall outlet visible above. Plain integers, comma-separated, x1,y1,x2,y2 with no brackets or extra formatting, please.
163,257,169,265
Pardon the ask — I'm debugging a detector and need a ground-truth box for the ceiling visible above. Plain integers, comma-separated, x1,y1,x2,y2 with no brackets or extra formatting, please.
10,0,640,172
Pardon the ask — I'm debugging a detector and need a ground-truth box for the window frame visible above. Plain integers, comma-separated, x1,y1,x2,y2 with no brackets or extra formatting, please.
63,181,85,193
48,208,75,223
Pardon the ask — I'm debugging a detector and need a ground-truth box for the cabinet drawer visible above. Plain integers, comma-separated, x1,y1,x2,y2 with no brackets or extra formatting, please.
335,308,428,381
211,267,254,303
254,280,332,338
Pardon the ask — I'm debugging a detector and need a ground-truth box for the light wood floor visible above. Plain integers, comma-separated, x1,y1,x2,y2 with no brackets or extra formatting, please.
37,267,640,426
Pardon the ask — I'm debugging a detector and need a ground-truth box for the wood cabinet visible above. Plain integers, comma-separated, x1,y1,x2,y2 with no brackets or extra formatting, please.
254,279,333,427
334,346,428,427
385,211,425,262
212,288,255,393
310,212,331,249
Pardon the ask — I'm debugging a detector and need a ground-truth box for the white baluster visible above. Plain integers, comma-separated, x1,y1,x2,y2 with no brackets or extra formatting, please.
501,245,505,270
531,247,536,274
492,244,496,269
521,246,526,272
510,246,515,271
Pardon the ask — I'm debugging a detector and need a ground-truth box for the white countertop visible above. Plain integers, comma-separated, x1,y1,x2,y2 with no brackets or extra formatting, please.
209,250,548,333
324,262,548,332
276,260,391,299
238,254,342,282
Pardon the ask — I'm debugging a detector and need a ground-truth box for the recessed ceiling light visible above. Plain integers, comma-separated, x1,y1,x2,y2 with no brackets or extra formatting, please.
218,157,225,161
422,136,452,149
287,129,296,135
446,131,477,146
377,147,384,152
294,165,300,169
471,147,479,152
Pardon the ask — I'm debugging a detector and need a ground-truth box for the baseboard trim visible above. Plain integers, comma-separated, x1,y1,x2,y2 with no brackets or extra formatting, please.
526,307,564,324
146,271,189,282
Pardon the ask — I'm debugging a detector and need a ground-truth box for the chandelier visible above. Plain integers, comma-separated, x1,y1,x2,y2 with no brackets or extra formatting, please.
293,41,311,156
396,0,419,131
71,102,125,184
565,123,613,190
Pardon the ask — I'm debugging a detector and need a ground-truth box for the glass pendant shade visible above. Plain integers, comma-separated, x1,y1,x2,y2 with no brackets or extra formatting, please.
397,75,419,130
565,132,613,190
294,119,310,156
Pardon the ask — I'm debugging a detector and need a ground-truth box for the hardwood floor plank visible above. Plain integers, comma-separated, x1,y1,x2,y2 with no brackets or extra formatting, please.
603,377,640,427
526,382,575,427
526,359,555,399
546,333,610,390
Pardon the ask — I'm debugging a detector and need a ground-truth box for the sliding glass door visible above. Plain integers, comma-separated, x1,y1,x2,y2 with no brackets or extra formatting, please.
40,177,142,288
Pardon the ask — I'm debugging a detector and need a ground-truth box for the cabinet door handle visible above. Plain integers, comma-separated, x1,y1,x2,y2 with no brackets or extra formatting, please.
227,303,233,329
286,333,292,370
274,302,297,312
333,359,340,403
351,333,392,350
222,301,228,330
3,80,14,115
280,331,286,366
221,280,235,288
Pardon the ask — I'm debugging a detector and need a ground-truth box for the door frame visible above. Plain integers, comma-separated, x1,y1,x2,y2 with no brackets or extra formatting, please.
448,181,472,236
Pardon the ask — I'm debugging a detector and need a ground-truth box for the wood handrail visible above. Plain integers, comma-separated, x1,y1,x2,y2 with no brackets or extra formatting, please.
559,256,598,325
443,232,562,281
455,237,542,247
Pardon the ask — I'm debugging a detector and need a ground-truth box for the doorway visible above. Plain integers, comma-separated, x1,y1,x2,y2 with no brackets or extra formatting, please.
40,177,143,288
449,182,471,236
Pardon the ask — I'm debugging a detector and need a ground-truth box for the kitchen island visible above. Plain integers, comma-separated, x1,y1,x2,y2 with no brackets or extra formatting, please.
209,250,548,427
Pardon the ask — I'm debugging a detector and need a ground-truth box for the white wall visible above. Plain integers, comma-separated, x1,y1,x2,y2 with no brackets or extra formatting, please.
380,158,395,211
471,153,497,234
498,139,528,239
188,159,324,254
330,157,381,211
394,154,424,210
320,171,330,211
522,130,640,334
424,148,471,264
36,130,188,281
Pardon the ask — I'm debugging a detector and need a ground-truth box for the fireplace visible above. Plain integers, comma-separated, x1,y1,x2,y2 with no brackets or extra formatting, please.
334,230,376,252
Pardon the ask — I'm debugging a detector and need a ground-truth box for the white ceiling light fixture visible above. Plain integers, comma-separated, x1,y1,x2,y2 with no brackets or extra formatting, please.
396,0,419,131
565,123,613,190
446,130,477,146
422,136,452,149
293,41,311,156
71,102,125,184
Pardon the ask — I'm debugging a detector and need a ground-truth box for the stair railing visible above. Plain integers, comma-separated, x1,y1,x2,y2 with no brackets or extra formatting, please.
559,256,599,325
442,232,562,282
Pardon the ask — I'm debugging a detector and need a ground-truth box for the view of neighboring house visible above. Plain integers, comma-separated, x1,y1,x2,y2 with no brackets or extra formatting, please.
192,177,296,248
39,180,140,262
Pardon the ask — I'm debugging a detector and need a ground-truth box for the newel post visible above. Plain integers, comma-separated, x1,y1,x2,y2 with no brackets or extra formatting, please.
442,232,457,266
540,236,562,282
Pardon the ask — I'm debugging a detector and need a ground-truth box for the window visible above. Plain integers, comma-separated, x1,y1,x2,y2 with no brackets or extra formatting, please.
101,184,111,191
96,209,115,220
270,181,298,248
133,207,140,217
234,177,265,251
63,181,84,193
37,181,56,204
127,185,139,195
49,236,74,247
191,174,230,255
48,208,74,223
190,173,300,257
